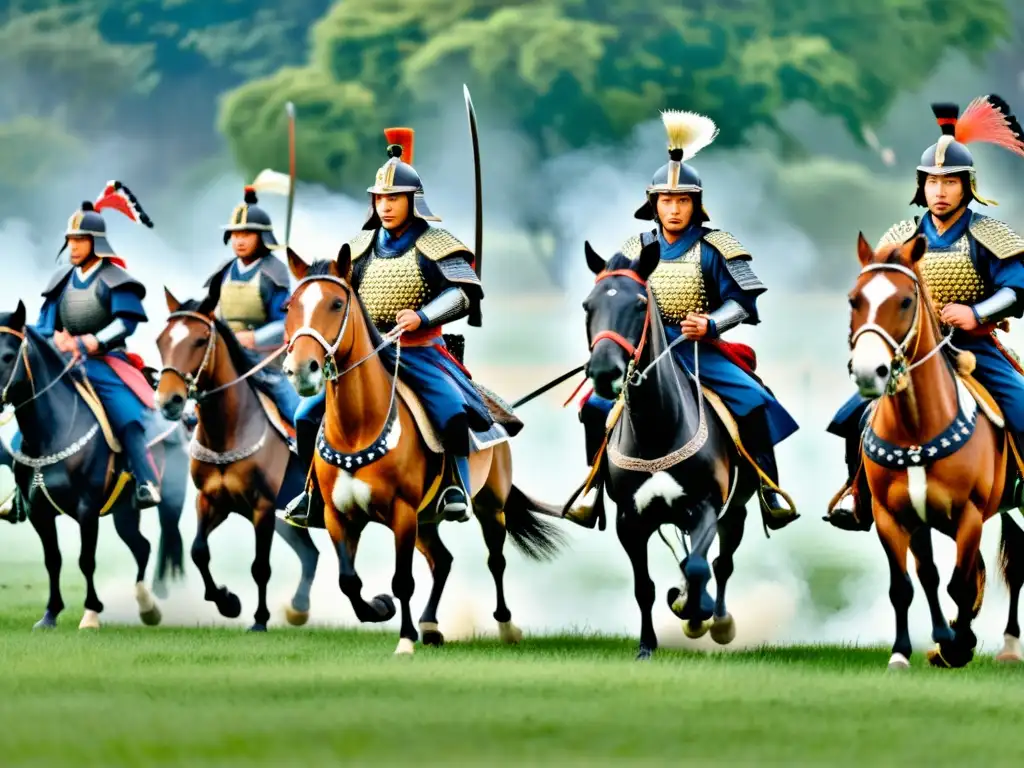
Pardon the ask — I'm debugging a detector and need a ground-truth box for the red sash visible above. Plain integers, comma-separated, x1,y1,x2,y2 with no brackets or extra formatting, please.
102,354,156,409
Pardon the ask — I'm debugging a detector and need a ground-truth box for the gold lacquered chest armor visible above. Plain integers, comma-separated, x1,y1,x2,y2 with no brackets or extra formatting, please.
648,242,708,324
359,248,429,328
918,235,985,313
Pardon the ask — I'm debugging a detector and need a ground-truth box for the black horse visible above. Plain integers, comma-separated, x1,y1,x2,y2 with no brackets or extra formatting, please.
0,301,188,629
581,241,761,659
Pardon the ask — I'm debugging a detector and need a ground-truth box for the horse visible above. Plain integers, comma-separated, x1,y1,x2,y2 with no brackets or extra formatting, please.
846,232,1024,669
581,240,763,660
155,290,321,631
0,301,190,629
282,245,564,654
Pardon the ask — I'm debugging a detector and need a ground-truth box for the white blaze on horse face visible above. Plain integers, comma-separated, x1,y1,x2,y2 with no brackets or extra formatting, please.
299,282,324,329
167,321,191,354
850,274,898,396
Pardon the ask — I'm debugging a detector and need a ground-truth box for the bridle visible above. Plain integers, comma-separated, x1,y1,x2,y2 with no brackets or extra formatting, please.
589,269,651,381
0,325,75,413
160,312,289,403
849,262,950,395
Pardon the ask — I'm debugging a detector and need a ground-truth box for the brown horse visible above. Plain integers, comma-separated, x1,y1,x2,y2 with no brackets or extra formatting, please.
847,232,1023,669
282,245,564,654
155,290,321,631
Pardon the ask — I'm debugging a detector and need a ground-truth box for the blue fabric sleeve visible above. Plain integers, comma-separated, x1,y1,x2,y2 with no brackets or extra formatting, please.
110,286,148,325
977,246,1024,318
35,300,58,337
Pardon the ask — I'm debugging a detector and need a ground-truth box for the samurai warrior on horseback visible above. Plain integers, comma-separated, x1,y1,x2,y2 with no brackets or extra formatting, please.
827,95,1024,532
202,185,300,428
566,110,800,533
285,126,515,526
35,183,162,510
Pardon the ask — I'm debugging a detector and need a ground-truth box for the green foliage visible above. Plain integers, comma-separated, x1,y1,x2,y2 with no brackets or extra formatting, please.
0,115,83,194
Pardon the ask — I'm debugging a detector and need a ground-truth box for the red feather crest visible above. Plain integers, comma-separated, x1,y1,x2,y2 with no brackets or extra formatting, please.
383,127,415,164
955,95,1024,158
93,180,154,228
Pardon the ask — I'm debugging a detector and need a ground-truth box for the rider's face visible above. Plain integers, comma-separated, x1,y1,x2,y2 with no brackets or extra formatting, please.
67,236,94,266
231,231,261,260
375,194,411,231
656,194,694,234
924,175,964,216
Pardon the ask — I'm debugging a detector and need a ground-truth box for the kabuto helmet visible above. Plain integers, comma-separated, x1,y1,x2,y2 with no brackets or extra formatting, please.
59,180,154,267
635,110,718,224
912,95,1024,208
363,127,441,230
222,186,279,248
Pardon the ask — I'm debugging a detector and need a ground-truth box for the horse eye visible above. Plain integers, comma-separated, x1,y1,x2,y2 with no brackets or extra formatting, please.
0,351,14,364
581,300,590,312
848,295,859,309
193,337,206,348
900,296,913,310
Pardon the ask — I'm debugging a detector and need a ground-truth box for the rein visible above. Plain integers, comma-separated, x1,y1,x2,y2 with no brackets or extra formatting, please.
161,311,288,403
0,326,76,413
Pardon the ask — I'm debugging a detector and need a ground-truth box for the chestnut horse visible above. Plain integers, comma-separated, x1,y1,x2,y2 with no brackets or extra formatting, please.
847,232,1024,668
155,290,320,631
283,246,564,654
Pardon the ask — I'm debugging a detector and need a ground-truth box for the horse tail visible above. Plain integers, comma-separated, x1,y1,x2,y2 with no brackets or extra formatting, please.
502,484,567,562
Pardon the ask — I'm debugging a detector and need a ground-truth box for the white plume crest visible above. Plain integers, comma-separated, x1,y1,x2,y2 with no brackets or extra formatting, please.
661,110,719,160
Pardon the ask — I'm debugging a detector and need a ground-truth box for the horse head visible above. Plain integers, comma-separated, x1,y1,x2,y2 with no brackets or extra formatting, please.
848,232,929,397
0,301,28,410
156,287,218,420
581,239,660,399
283,244,356,397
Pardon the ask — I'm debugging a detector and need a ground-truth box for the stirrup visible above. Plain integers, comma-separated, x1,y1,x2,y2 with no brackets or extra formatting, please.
135,481,161,510
565,487,600,529
283,492,311,528
439,485,471,522
759,484,799,532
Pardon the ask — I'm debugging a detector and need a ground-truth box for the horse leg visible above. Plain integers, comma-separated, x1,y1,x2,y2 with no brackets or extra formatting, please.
476,493,523,644
391,499,419,655
326,508,395,624
152,458,187,599
29,506,63,629
190,493,240,619
932,501,984,668
617,510,657,660
997,513,1024,662
679,499,719,639
710,499,748,645
77,510,103,630
112,504,161,627
908,527,953,646
415,522,453,646
273,517,320,626
248,502,276,632
874,503,913,670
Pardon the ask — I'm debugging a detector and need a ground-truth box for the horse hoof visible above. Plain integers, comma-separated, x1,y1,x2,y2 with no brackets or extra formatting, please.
33,613,57,631
135,582,162,627
371,594,396,622
683,618,713,639
666,585,687,618
78,610,100,630
420,622,444,647
215,588,242,619
887,653,910,671
635,646,654,661
248,623,268,633
394,637,415,656
498,620,523,645
710,614,736,645
285,606,310,627
996,634,1023,664
928,643,973,668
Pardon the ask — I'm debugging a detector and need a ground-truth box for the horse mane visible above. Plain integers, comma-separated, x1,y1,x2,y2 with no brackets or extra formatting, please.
304,260,393,374
177,298,256,378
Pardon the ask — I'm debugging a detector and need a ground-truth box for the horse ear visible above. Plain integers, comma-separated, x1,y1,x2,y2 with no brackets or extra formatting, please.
584,240,606,275
334,243,353,281
11,300,25,330
856,232,874,266
907,234,927,264
287,247,308,280
164,286,181,313
636,240,661,281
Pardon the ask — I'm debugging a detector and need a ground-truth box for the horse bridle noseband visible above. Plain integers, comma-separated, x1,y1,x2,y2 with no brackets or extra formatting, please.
160,311,219,401
589,269,651,376
850,262,950,395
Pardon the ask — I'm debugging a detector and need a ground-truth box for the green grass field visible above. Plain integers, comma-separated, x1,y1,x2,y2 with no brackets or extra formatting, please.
1,578,1024,767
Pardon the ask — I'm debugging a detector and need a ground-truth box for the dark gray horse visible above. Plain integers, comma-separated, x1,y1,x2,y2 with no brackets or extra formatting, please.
581,241,761,659
0,301,188,629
